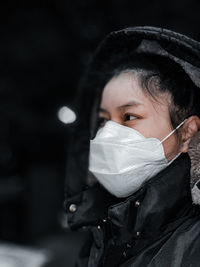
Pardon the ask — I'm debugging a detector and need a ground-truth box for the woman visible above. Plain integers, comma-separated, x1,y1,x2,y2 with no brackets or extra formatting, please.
64,27,200,266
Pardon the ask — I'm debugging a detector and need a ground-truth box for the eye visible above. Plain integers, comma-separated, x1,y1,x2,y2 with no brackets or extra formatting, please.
124,114,137,121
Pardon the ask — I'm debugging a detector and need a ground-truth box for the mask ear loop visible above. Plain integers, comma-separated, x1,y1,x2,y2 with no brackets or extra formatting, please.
160,119,188,164
160,119,187,144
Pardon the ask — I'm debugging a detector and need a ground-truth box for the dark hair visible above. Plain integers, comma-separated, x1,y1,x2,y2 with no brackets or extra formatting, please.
97,53,200,128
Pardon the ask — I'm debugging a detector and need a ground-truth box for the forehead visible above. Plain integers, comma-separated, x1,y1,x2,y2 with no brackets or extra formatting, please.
100,71,170,113
101,72,148,107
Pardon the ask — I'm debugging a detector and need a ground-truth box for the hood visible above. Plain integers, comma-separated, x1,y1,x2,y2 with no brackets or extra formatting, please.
65,26,200,203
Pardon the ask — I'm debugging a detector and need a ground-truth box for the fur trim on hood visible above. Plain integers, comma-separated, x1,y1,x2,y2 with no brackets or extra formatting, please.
189,131,200,204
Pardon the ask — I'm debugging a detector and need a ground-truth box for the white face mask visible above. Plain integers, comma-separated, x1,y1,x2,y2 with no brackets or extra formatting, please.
89,120,186,198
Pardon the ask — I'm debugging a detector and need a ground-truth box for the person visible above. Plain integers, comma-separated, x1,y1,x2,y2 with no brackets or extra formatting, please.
64,26,200,266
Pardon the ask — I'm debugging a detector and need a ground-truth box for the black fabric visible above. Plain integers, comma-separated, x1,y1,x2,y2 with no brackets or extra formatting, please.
64,183,119,230
65,153,200,267
96,27,200,68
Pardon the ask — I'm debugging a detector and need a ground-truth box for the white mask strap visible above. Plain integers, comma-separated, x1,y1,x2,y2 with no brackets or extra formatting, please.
160,119,187,144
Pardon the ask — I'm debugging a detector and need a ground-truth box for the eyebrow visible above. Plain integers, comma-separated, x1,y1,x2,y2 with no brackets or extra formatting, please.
99,100,143,113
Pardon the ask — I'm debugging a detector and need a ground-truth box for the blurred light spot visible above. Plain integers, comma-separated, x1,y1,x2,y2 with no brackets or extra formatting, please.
57,106,76,124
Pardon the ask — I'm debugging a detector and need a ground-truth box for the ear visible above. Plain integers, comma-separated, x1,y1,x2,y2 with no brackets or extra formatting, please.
179,116,200,153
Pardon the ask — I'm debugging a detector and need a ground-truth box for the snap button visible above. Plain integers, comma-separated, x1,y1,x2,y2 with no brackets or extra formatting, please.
123,251,127,257
103,219,107,223
126,243,131,248
69,204,77,213
97,225,101,229
135,200,140,207
136,231,140,237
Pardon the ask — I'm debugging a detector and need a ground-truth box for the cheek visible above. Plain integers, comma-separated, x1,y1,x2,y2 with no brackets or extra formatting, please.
130,117,172,140
129,115,181,162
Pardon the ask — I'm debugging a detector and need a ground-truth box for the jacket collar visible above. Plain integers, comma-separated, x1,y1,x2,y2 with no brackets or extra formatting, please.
66,153,194,241
107,153,193,244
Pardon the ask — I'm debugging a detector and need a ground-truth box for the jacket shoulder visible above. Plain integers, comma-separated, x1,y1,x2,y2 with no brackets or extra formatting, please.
148,216,200,267
121,215,200,267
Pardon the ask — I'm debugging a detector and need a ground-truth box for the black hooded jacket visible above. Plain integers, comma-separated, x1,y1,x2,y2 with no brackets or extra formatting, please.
64,27,200,266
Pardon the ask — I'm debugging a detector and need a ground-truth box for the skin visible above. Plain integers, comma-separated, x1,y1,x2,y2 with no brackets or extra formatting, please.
99,72,200,162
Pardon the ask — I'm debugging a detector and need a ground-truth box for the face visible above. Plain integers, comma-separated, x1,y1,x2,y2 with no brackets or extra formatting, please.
99,72,181,162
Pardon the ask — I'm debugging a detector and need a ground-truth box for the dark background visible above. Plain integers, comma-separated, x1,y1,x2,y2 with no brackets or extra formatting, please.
0,2,200,266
